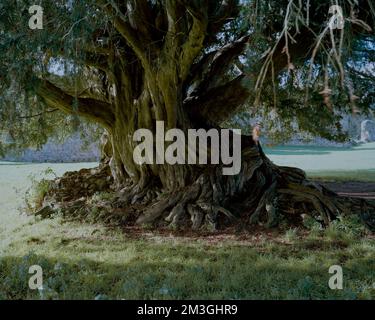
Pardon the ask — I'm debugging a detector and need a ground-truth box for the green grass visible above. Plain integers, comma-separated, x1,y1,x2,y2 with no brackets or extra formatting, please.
307,170,375,182
265,143,375,182
0,160,374,300
265,142,375,173
0,227,374,300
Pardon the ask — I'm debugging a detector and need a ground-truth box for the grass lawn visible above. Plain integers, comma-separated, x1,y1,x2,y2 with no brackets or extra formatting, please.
307,170,375,183
1,229,374,300
264,142,375,172
0,153,374,300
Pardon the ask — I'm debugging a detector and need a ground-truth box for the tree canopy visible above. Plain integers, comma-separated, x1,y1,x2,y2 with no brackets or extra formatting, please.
0,0,374,154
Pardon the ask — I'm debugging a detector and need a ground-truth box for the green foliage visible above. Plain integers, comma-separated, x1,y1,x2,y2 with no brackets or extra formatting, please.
24,168,56,212
302,212,368,240
0,0,374,151
284,228,299,242
325,215,368,240
0,0,104,152
237,1,375,143
91,191,115,203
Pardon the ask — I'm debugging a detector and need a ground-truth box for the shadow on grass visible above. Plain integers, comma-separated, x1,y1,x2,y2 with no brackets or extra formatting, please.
1,239,374,300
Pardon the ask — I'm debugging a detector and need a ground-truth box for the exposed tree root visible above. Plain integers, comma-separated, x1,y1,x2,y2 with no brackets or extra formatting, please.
130,143,375,231
32,144,375,232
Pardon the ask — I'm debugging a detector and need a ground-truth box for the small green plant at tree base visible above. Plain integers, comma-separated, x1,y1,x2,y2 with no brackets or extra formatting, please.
91,191,116,203
302,213,367,240
24,168,56,214
284,228,298,242
325,215,368,240
303,215,323,237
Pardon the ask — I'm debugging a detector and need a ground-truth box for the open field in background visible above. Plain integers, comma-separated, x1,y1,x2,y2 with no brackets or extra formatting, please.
264,142,375,174
0,144,374,299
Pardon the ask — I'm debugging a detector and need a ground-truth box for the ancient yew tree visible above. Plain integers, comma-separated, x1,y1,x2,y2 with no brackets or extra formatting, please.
1,0,375,230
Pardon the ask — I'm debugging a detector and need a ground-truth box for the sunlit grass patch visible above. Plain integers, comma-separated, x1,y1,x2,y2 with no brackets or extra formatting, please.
1,227,374,300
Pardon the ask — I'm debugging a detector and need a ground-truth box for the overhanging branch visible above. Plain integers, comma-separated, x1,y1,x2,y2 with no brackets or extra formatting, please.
35,79,115,129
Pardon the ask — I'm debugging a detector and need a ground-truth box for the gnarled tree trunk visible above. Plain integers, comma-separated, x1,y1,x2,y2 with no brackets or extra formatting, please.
33,0,375,231
97,89,375,231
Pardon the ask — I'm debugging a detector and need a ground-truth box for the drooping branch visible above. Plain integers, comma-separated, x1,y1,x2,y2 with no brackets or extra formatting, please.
35,79,115,129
